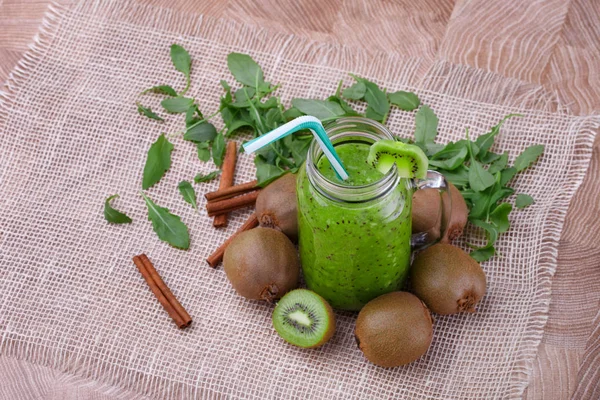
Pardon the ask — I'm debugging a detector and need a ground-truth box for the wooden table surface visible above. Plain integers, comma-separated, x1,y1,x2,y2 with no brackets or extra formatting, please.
1,0,599,398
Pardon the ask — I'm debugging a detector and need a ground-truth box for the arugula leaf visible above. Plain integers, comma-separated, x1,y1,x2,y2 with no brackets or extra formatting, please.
170,44,192,93
470,219,499,247
255,156,286,187
141,85,178,97
142,134,174,190
221,107,255,134
475,114,521,157
414,105,438,144
141,192,190,250
365,106,385,122
514,144,545,171
212,133,226,167
161,97,194,113
183,122,217,143
104,194,132,224
388,91,420,111
196,142,211,162
185,104,203,127
479,151,502,164
327,96,362,116
429,143,468,170
178,180,198,212
283,107,303,121
136,102,163,121
220,80,230,91
500,167,517,186
227,53,265,88
440,166,469,187
342,81,366,100
490,203,512,233
468,160,495,192
194,170,220,183
470,247,495,262
363,81,389,117
291,99,345,120
515,194,534,209
487,152,508,174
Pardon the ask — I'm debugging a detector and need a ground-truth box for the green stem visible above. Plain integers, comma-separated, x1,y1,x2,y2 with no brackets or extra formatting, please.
184,109,221,132
381,88,390,125
180,75,191,96
335,79,343,98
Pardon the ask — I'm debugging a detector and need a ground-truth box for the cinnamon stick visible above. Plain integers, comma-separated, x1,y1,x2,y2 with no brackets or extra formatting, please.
205,180,259,202
213,141,238,228
206,213,259,267
206,190,259,217
132,254,192,329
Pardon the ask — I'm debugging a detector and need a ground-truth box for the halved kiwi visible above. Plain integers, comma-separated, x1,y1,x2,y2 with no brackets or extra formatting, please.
272,289,336,348
367,140,428,179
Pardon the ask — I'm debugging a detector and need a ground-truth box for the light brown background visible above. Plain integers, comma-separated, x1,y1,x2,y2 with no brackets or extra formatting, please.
1,0,599,398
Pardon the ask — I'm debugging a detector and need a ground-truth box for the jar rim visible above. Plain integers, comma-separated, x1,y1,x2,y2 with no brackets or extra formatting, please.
306,117,403,203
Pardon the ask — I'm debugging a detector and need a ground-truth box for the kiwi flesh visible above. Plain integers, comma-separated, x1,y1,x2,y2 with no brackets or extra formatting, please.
366,140,428,179
410,244,486,315
272,289,336,348
355,292,433,367
412,182,468,243
223,227,300,302
255,173,298,241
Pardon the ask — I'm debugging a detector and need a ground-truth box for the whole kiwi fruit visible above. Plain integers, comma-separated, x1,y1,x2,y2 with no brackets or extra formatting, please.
410,244,486,315
255,173,298,241
412,182,468,243
355,292,433,368
223,227,300,302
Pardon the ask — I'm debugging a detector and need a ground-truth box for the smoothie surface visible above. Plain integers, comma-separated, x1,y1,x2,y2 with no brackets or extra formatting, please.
316,143,384,186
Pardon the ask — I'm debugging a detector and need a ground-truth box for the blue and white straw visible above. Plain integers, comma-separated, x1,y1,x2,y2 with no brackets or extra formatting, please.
243,116,349,181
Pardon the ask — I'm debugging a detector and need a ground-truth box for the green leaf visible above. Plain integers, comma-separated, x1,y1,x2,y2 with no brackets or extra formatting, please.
479,151,501,164
515,194,535,209
177,180,198,212
183,122,217,143
514,144,545,171
185,104,203,127
141,192,190,250
470,219,499,247
327,96,362,117
220,80,230,91
170,44,191,78
161,97,194,113
104,194,132,224
440,166,469,187
142,134,174,190
212,133,226,167
500,167,517,186
363,81,389,117
468,160,495,192
487,152,508,174
141,85,178,97
136,102,163,121
194,170,220,183
470,247,495,262
227,53,264,88
291,99,345,120
388,91,420,111
255,156,286,187
414,105,438,144
490,203,512,233
475,114,522,157
196,142,211,162
429,144,468,170
283,107,303,121
365,106,385,122
342,81,366,100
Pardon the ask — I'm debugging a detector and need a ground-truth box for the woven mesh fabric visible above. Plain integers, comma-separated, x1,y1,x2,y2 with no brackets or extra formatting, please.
0,1,598,399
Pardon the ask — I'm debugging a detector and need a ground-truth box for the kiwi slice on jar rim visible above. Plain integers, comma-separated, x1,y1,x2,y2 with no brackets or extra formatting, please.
272,289,336,349
367,140,428,179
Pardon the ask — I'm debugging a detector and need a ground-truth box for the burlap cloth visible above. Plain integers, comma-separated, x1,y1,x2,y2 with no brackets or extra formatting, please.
0,1,598,399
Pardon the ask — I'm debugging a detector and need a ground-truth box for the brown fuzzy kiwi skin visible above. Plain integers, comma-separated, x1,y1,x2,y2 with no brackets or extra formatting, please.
355,292,433,368
223,227,300,302
255,173,298,241
410,244,486,315
412,182,468,243
441,183,469,243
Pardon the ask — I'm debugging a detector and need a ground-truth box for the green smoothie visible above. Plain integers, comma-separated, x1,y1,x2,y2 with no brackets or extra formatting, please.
297,142,413,311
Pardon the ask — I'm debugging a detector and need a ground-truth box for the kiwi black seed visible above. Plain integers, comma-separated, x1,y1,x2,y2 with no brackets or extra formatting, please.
223,227,300,302
272,289,336,348
255,173,298,241
355,292,433,368
410,243,486,315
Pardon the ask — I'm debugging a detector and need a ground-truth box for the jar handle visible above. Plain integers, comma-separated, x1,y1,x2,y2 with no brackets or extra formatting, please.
410,170,451,250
